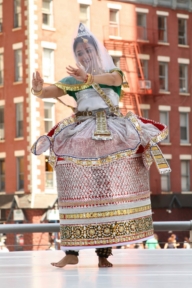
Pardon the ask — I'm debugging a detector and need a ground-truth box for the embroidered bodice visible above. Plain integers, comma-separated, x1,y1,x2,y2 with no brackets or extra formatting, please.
75,88,119,111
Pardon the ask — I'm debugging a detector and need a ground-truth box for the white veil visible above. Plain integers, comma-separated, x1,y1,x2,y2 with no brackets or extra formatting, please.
73,23,116,75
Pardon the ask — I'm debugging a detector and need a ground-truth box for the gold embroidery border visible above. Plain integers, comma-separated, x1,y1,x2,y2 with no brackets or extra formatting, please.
54,82,91,93
62,147,141,167
60,204,151,220
60,230,153,247
58,192,150,208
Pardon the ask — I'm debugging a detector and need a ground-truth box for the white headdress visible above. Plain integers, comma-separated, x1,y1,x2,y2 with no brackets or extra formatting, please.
73,23,116,75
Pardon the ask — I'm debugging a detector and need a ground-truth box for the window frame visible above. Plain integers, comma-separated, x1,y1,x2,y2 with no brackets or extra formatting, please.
179,64,188,93
42,0,53,28
0,0,3,33
161,160,171,192
178,18,187,45
158,15,167,42
14,48,23,82
16,102,23,138
13,0,22,29
160,111,170,143
181,160,190,192
16,156,24,191
0,53,4,85
180,112,189,143
0,158,5,191
79,4,90,28
137,12,147,40
0,105,4,140
42,48,54,82
44,101,55,133
109,8,120,37
159,61,168,92
138,59,148,80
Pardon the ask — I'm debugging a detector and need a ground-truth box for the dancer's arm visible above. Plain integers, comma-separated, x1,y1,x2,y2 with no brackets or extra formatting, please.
31,71,64,99
66,65,123,86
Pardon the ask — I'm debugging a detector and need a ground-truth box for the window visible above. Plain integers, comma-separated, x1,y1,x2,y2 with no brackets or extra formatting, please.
14,0,22,28
0,0,3,32
42,48,54,82
161,160,171,192
178,18,187,45
109,9,119,37
137,13,147,40
179,64,188,93
159,62,168,91
112,56,120,68
158,16,167,42
141,109,149,119
180,112,189,143
160,111,170,142
79,4,89,27
14,49,22,82
181,160,190,191
0,105,4,140
138,59,148,79
16,157,24,190
45,156,54,188
0,158,5,191
0,53,3,85
44,102,54,133
16,103,23,138
42,0,53,27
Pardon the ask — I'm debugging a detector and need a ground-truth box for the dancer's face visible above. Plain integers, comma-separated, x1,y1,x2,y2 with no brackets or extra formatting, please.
75,42,97,71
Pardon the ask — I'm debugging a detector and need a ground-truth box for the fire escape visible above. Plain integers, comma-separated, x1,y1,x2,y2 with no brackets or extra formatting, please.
104,23,158,116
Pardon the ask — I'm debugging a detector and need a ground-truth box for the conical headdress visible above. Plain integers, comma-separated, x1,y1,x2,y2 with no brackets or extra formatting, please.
76,23,91,38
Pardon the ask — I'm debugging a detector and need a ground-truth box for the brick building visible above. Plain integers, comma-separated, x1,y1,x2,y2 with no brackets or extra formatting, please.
0,0,192,250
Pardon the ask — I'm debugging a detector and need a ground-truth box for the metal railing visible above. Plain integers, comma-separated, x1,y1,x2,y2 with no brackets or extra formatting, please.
0,221,192,234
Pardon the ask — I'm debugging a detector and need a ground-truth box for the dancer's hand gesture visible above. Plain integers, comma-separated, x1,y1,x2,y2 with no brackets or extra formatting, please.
66,64,87,82
32,71,44,92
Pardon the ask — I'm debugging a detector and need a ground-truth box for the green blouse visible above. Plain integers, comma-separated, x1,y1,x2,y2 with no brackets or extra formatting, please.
54,69,124,101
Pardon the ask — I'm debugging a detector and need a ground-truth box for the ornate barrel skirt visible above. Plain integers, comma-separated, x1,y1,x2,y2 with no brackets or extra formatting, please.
56,154,153,250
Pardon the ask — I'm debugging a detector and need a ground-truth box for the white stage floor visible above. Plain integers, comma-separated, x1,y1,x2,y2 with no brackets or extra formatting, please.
0,249,192,288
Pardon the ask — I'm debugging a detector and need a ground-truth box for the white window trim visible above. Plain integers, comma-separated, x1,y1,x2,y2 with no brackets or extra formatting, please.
14,150,25,157
0,100,5,106
178,58,190,64
107,3,121,10
180,155,192,160
164,154,172,160
138,54,150,60
158,105,171,111
0,47,4,54
12,42,23,50
157,56,170,62
13,96,24,103
178,107,191,112
78,0,92,4
42,98,57,103
42,48,55,82
156,11,169,16
135,8,149,13
177,14,189,19
41,41,57,50
108,50,122,57
140,104,150,109
0,152,6,158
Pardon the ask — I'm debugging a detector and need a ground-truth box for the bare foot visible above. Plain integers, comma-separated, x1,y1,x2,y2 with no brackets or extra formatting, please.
51,255,78,268
98,257,113,268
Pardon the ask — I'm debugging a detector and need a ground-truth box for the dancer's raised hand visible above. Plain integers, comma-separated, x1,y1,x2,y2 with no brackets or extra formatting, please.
66,64,87,82
32,71,44,92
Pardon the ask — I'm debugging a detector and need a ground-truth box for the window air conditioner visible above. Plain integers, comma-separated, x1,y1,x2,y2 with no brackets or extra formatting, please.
139,80,151,89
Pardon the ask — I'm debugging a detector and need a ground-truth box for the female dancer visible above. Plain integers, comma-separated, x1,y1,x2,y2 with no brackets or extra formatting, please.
31,23,170,268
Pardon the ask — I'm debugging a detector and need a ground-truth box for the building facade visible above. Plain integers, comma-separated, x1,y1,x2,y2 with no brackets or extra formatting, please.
0,0,192,250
